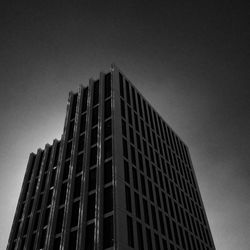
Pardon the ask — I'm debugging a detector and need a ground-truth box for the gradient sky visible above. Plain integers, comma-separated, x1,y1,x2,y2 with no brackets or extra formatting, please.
0,1,249,249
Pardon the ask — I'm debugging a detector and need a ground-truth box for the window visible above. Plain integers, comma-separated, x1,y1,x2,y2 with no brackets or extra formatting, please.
122,119,127,137
103,216,114,248
147,126,152,144
159,210,165,234
152,165,158,184
33,212,40,230
125,186,132,212
23,217,29,235
131,146,136,166
162,191,168,213
162,239,168,250
78,134,85,152
158,170,164,189
88,168,96,191
59,183,67,205
137,222,144,250
124,160,130,183
145,159,151,178
55,208,64,234
119,73,124,97
153,133,158,151
136,134,141,151
63,160,70,181
19,202,25,219
129,127,134,144
27,198,34,215
146,228,153,250
132,168,138,190
91,127,98,145
154,234,160,250
154,112,159,134
85,223,94,250
81,87,88,113
137,93,143,117
168,196,175,219
45,147,52,171
92,107,98,126
104,160,112,184
68,120,74,140
138,152,143,172
127,106,132,125
173,222,180,246
39,229,47,248
66,141,72,159
140,174,146,196
104,119,112,138
151,205,158,230
71,201,80,227
92,80,99,105
30,233,36,249
76,153,83,173
36,151,44,176
179,225,186,249
140,119,145,138
104,73,111,99
87,194,95,220
80,114,86,133
148,180,154,202
47,189,53,206
175,202,181,223
143,140,148,156
70,93,78,120
149,146,154,163
125,80,131,104
121,99,126,118
104,186,113,213
123,139,128,158
104,99,111,119
143,199,149,224
68,230,77,250
73,175,81,198
53,237,61,250
131,86,137,111
185,230,192,249
134,192,141,219
148,107,154,130
37,194,43,210
89,146,97,166
143,100,148,123
104,138,112,159
43,208,50,226
127,216,134,247
134,112,139,131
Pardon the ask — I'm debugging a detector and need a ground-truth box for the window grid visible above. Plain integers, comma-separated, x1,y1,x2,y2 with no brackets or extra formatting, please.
120,74,213,249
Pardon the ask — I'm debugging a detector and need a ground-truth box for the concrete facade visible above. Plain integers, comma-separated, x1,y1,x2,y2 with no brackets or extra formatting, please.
8,64,215,250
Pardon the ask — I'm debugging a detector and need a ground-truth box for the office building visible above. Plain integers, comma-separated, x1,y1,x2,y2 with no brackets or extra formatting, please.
8,64,215,249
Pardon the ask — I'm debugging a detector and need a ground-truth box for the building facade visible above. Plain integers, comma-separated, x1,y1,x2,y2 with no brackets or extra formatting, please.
8,64,215,250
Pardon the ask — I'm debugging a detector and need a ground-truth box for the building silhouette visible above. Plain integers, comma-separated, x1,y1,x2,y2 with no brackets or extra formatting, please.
8,64,215,250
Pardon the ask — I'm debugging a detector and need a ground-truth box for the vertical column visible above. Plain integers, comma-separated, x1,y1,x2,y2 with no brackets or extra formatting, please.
112,64,132,250
78,79,94,250
61,85,82,249
7,153,35,250
15,149,44,250
46,92,74,250
26,144,51,250
95,72,105,250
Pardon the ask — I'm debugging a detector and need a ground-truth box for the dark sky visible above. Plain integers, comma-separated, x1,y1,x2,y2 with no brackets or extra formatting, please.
0,1,249,249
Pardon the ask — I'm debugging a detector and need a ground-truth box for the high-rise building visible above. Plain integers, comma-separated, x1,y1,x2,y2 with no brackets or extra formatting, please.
8,64,215,250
